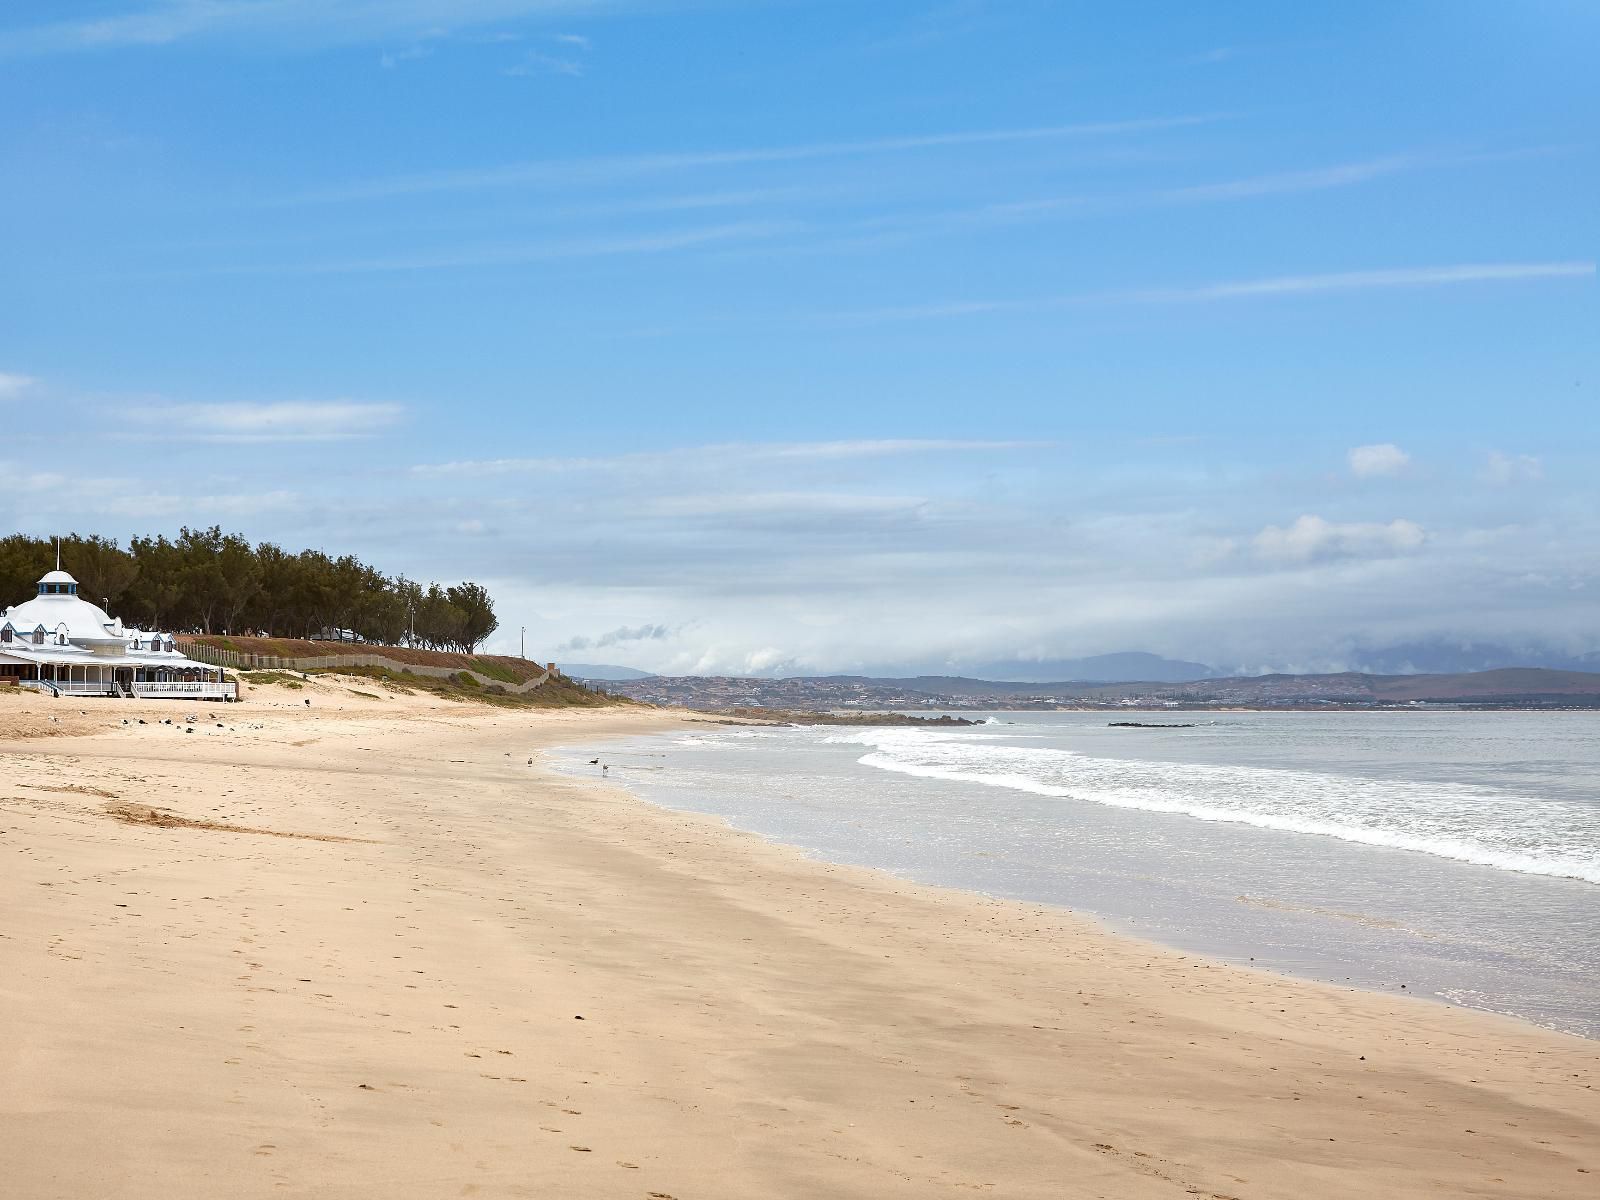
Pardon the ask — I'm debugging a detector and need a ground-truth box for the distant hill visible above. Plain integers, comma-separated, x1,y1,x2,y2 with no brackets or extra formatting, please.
1347,641,1600,675
949,651,1217,683
1369,668,1600,701
1108,668,1600,704
560,663,654,681
595,666,1600,711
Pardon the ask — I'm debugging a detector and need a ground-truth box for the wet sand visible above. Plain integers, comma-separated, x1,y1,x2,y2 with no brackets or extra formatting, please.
1,680,1596,1198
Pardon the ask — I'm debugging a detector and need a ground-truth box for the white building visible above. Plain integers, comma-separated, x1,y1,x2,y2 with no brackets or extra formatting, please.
0,568,235,700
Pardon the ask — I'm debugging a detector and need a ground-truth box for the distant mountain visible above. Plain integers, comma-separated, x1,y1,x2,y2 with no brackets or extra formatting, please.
1347,641,1600,676
957,651,1218,683
560,663,654,681
569,650,1219,686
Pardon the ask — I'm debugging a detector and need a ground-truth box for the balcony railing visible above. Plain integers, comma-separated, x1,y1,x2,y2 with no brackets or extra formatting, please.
132,681,238,699
43,679,117,695
18,678,237,700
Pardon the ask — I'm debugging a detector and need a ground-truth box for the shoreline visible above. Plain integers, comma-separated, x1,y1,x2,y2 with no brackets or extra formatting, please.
3,684,1597,1198
553,720,1600,1039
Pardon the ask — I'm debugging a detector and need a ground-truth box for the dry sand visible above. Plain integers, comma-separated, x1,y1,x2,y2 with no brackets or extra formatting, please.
1,679,1595,1199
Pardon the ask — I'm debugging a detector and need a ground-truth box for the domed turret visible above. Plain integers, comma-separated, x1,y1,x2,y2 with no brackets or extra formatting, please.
5,570,120,649
37,570,79,597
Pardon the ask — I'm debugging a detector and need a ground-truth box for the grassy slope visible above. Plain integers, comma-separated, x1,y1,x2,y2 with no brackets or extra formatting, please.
184,635,547,685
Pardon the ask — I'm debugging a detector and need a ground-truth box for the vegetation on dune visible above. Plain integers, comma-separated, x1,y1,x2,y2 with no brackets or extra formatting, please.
240,671,304,689
466,657,525,685
0,530,499,651
299,664,621,709
188,635,551,686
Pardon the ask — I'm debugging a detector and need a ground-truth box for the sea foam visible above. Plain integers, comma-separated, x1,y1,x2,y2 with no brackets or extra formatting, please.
829,728,1600,885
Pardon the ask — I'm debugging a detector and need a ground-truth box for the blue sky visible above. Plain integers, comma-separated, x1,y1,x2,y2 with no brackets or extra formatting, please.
1,1,1596,673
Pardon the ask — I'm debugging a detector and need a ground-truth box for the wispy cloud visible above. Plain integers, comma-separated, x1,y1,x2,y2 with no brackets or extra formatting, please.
1162,156,1417,203
118,400,404,442
560,621,672,652
863,0,1006,53
504,49,585,76
504,31,592,76
0,1,616,58
723,147,1554,266
848,145,1579,251
1188,46,1246,65
0,372,37,399
208,220,801,275
766,438,1041,459
380,45,434,69
1482,451,1544,486
1161,145,1581,207
645,491,935,519
413,438,1043,476
283,115,1223,204
103,488,306,519
831,261,1596,324
0,459,305,519
1134,261,1597,302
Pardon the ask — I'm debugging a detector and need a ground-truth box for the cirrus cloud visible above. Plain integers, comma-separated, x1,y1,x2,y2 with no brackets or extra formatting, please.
0,371,37,399
120,400,405,443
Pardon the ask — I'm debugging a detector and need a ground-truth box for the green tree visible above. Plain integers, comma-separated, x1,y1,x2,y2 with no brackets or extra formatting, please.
416,583,466,651
62,534,140,610
0,535,53,605
216,532,262,633
241,542,296,635
447,582,499,653
125,535,184,630
0,530,500,650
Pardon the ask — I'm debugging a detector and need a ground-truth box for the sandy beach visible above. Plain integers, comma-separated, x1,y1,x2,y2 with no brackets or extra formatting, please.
2,679,1596,1199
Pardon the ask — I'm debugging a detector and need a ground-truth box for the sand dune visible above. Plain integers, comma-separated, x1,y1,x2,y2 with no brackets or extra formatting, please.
1,681,1595,1198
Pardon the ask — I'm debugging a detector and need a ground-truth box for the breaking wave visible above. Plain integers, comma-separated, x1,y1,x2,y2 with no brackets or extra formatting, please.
826,729,1600,885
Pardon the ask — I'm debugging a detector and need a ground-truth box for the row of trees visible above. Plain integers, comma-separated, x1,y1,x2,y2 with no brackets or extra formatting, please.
0,530,500,652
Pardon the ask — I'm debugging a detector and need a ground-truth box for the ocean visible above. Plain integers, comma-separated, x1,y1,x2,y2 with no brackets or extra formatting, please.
551,711,1600,1038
